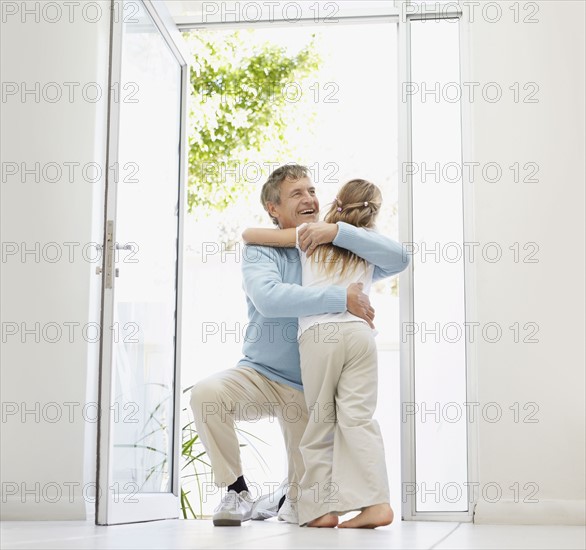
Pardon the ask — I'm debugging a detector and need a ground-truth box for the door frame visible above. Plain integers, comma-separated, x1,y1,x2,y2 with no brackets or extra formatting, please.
151,0,479,523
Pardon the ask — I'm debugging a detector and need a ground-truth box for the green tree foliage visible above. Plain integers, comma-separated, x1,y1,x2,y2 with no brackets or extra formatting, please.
183,30,321,214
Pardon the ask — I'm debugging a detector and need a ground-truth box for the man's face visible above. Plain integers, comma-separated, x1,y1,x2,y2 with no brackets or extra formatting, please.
267,176,320,229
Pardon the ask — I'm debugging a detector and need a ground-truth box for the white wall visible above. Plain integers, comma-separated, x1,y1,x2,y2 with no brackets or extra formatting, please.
0,0,109,519
464,0,585,525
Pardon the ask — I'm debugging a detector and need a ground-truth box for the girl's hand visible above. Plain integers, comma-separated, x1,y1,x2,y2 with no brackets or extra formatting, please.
298,222,339,257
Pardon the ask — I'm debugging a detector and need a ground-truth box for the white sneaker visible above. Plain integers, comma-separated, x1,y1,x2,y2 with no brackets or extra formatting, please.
251,479,288,520
277,497,298,524
213,490,253,526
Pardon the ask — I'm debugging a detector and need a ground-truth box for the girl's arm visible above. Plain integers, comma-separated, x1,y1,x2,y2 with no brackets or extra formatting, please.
241,227,297,247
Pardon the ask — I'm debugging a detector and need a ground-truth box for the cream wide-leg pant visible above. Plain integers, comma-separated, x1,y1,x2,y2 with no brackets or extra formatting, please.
190,366,308,498
297,321,390,526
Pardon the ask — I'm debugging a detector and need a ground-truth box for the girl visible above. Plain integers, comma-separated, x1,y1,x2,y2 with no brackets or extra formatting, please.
242,178,394,529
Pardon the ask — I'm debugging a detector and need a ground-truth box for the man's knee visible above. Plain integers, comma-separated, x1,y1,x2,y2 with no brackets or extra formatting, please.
190,378,226,423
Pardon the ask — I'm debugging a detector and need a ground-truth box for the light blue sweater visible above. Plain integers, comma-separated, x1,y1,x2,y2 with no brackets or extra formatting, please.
238,221,410,390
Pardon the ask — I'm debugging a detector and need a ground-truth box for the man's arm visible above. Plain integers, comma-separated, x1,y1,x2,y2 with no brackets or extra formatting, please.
242,245,375,326
242,244,346,318
299,221,411,281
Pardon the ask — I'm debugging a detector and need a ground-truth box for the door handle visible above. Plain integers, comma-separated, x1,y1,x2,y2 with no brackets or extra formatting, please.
105,220,114,289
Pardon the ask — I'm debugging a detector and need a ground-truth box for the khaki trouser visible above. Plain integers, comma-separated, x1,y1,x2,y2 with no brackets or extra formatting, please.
190,366,308,495
297,321,390,526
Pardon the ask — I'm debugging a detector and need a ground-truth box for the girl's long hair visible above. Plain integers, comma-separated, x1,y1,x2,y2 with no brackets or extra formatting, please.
313,179,382,279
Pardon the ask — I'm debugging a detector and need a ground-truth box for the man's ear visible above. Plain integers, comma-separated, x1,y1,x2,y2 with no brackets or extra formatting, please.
266,201,279,221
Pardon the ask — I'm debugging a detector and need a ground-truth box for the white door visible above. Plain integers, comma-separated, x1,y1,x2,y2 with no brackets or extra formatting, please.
96,0,188,525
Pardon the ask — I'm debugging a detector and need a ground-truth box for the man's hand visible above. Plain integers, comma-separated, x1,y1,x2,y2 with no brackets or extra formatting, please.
346,282,375,329
298,222,338,257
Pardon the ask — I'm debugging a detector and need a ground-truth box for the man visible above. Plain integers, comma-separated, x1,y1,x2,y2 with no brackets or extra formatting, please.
190,164,409,526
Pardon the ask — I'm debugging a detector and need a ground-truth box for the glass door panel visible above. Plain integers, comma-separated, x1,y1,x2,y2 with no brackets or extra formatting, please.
97,0,187,525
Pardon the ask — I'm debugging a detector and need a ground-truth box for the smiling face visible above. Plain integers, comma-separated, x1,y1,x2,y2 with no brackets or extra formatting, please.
266,176,320,229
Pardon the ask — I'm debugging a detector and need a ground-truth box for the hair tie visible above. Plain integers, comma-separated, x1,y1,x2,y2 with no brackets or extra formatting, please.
364,201,369,207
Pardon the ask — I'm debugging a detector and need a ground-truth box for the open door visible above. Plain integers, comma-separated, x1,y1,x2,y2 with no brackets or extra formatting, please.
96,0,188,525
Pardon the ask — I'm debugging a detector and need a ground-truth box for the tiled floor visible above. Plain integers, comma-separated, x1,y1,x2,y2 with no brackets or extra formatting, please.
1,519,585,549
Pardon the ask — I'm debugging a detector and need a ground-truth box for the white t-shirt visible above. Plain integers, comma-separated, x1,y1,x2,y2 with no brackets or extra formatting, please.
296,224,375,336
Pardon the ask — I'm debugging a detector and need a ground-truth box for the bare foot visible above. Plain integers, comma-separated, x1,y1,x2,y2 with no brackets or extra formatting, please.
338,504,394,529
308,513,339,528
